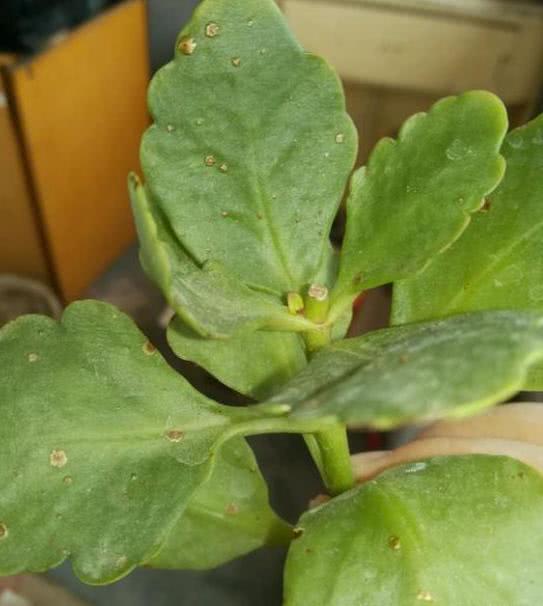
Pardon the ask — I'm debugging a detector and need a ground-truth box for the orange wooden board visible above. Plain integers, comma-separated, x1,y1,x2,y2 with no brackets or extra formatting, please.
0,64,51,284
9,0,149,300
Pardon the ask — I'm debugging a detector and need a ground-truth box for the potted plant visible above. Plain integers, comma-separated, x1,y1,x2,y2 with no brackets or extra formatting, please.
0,0,542,603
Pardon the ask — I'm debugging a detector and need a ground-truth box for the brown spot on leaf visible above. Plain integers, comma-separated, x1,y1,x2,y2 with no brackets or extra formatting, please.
50,449,68,468
388,535,401,551
27,353,39,363
353,273,363,286
205,22,220,38
205,155,216,167
63,476,73,486
399,355,409,364
165,430,184,443
178,36,197,55
0,523,8,540
219,163,228,173
293,527,304,539
143,341,157,355
226,503,240,515
231,57,241,67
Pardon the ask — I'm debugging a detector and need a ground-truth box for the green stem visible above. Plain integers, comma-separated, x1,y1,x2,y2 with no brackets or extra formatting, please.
225,411,337,443
231,406,354,496
312,423,354,496
303,284,332,353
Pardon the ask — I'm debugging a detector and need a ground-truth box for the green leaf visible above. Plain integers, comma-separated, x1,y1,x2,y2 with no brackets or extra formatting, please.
167,316,307,399
284,455,543,606
269,311,543,429
141,0,357,299
392,115,543,389
0,301,286,583
129,174,314,338
149,438,292,570
331,91,508,319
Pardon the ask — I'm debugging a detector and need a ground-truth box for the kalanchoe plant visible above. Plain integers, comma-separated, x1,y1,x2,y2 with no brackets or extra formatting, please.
1,0,543,602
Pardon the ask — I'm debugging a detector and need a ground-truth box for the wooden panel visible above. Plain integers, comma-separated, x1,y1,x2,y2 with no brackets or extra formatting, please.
283,0,543,103
344,82,436,164
328,0,543,20
9,0,149,301
0,63,51,284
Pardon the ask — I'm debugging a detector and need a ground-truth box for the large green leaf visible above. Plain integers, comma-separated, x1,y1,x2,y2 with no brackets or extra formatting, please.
167,316,307,399
149,438,292,570
141,0,356,299
284,455,543,606
130,174,314,338
331,91,507,319
269,311,543,429
0,301,288,583
392,115,543,389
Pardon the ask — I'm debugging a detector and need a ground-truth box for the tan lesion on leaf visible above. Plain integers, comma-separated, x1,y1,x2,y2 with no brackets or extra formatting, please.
165,430,184,443
50,449,68,468
142,341,157,355
178,36,197,55
205,22,220,38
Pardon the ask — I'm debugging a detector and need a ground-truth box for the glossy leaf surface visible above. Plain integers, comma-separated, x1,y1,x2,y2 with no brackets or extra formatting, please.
269,311,543,429
392,115,543,388
141,0,356,298
332,92,507,316
149,438,291,570
0,302,282,583
285,456,543,606
130,174,313,338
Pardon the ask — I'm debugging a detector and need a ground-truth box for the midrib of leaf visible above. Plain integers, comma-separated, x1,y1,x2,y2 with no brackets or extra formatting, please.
236,62,330,294
31,418,231,444
254,169,297,291
443,218,543,313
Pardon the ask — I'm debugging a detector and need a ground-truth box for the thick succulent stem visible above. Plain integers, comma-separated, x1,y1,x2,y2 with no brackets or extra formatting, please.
303,284,332,352
312,423,354,496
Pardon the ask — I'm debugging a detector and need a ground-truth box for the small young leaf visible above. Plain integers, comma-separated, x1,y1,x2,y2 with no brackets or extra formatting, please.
0,301,286,583
167,317,307,399
141,0,357,299
269,311,543,429
331,91,507,318
284,456,543,606
129,174,314,338
149,438,292,570
164,249,349,400
392,115,543,388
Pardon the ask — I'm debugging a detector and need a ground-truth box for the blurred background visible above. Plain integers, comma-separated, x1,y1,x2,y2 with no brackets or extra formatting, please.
1,0,543,604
